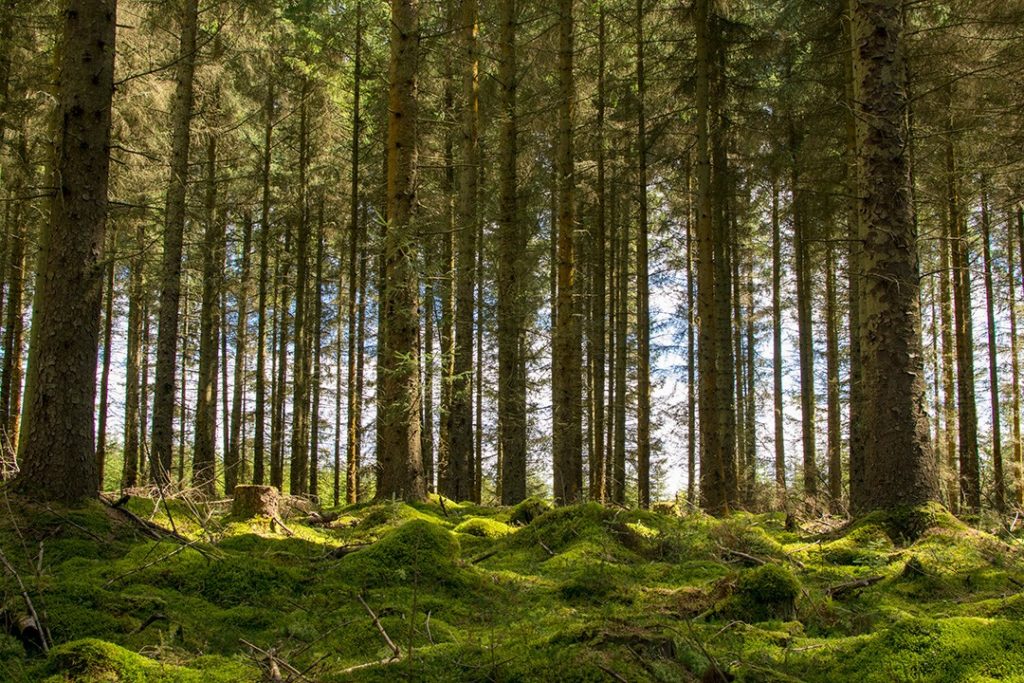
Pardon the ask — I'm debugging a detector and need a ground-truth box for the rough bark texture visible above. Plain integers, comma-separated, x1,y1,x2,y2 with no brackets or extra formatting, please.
231,485,279,519
446,0,478,502
551,0,582,505
376,0,425,502
851,0,938,512
588,3,607,503
635,0,651,510
945,107,979,513
151,0,198,485
226,214,253,493
193,135,222,497
123,221,145,488
695,0,728,515
979,186,1003,512
253,81,274,487
937,161,958,511
771,177,785,499
14,0,116,503
95,253,115,487
289,83,312,497
345,5,362,504
1008,209,1022,507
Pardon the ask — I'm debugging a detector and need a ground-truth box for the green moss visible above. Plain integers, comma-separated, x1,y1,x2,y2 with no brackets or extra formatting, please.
558,564,633,605
818,523,895,566
509,497,553,526
854,502,964,545
796,617,1024,682
32,638,258,683
724,563,801,622
453,517,513,538
337,519,461,588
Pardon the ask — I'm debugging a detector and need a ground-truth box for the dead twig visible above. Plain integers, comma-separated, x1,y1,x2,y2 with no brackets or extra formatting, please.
270,514,295,537
0,546,48,653
104,538,204,586
357,593,401,659
826,575,884,598
241,638,309,682
597,662,629,682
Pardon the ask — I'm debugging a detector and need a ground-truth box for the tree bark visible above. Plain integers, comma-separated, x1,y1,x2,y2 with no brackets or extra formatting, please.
635,0,651,509
376,0,425,501
151,0,199,485
227,213,253,492
447,0,478,502
851,0,938,512
14,0,116,503
980,184,1003,512
253,81,274,486
552,0,582,505
289,80,312,496
193,134,223,496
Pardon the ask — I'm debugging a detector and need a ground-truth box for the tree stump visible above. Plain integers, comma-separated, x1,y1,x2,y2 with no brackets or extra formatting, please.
231,485,280,519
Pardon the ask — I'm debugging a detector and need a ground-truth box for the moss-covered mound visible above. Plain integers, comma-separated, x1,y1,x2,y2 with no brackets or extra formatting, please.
337,518,461,587
2,496,1021,682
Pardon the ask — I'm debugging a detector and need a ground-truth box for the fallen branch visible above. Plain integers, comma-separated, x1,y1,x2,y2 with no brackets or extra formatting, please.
357,594,400,659
270,514,295,537
826,575,884,598
470,548,500,564
330,543,372,559
0,547,48,653
105,538,203,586
597,662,629,682
241,638,309,682
717,545,765,566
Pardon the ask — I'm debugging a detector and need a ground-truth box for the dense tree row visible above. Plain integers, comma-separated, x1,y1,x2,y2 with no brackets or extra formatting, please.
3,0,1024,516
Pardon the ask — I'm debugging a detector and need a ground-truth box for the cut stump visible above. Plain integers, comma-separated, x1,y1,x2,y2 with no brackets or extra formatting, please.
232,485,280,519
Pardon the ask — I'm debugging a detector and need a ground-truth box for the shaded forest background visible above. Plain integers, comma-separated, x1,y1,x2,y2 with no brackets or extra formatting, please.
1,0,1024,515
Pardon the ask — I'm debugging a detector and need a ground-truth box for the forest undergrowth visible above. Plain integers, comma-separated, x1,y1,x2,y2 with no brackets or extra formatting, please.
1,491,1023,682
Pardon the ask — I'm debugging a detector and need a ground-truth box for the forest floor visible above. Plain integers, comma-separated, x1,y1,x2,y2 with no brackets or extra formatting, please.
1,491,1024,682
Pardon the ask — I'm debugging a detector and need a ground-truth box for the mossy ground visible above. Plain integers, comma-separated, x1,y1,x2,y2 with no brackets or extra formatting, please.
2,493,1023,682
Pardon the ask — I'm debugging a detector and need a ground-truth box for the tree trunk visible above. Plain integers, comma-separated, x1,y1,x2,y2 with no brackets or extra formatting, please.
552,0,582,505
937,154,958,512
695,0,728,514
1009,208,1023,507
193,134,222,497
95,249,115,489
151,0,199,485
635,0,651,510
980,184,1003,512
289,80,312,497
271,222,292,491
123,221,145,488
227,213,253,492
851,0,938,512
945,103,979,513
309,200,325,499
825,219,842,512
253,81,274,487
612,174,628,506
345,4,362,504
1,135,26,452
843,0,866,511
771,175,785,501
790,133,817,507
14,0,115,503
376,0,425,501
445,0,478,502
685,153,697,505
